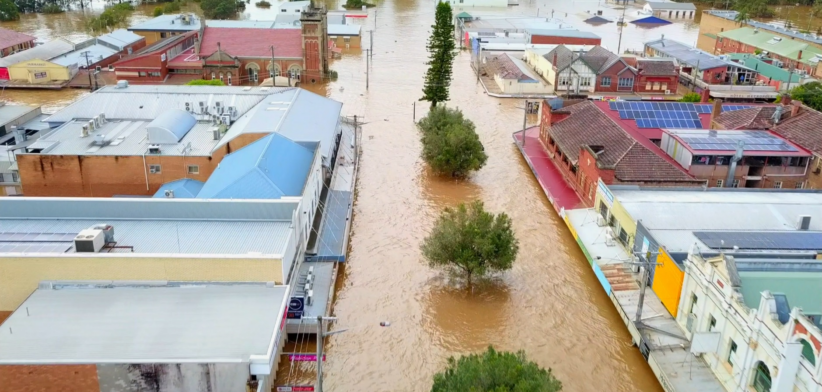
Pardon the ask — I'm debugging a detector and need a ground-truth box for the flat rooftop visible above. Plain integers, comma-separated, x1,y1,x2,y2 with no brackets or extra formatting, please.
0,104,37,126
0,197,298,257
609,186,822,253
129,14,201,32
0,282,288,363
663,129,810,157
645,38,741,71
463,16,574,32
50,43,118,68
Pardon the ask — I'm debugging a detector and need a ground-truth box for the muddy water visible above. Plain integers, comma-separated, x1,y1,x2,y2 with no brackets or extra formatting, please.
1,0,709,390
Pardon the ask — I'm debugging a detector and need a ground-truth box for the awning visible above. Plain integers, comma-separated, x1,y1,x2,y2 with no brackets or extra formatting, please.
709,90,779,99
19,115,52,132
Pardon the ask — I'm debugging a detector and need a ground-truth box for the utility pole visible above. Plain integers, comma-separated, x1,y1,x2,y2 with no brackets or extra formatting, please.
365,49,370,89
369,30,373,59
316,316,347,392
786,64,795,92
270,45,278,86
81,51,93,91
616,3,627,55
476,47,482,83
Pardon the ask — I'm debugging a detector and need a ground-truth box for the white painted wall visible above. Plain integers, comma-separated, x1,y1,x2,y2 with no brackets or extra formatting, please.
554,62,596,93
677,254,822,392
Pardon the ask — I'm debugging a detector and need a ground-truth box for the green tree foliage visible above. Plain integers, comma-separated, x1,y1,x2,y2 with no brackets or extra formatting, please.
432,346,562,392
186,79,226,86
733,0,772,20
679,93,701,102
200,0,235,19
418,106,487,178
254,0,270,6
343,0,374,8
153,5,163,15
421,201,518,285
788,82,822,111
162,1,180,12
421,2,456,107
40,2,62,12
0,0,20,20
86,3,133,32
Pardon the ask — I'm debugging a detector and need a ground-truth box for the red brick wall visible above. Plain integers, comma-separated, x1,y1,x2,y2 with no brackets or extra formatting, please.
700,66,727,84
204,58,302,85
530,36,601,46
635,75,678,94
715,37,816,74
595,63,637,93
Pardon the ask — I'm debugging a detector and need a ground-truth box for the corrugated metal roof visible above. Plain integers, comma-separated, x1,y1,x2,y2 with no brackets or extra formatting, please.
198,133,315,199
153,179,205,198
527,29,600,39
739,271,822,315
96,29,144,49
0,283,287,363
719,27,822,63
0,218,291,255
645,1,696,11
0,39,75,67
147,109,197,144
706,10,822,46
328,24,361,36
129,14,201,32
51,43,118,67
214,88,342,165
645,38,731,70
0,105,37,126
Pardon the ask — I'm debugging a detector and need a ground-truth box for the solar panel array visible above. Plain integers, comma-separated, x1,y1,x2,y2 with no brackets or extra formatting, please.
694,231,822,251
0,232,76,254
679,131,798,152
607,101,755,129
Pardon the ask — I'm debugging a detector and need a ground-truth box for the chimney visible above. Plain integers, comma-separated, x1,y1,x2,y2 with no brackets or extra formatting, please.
791,100,802,117
781,94,792,106
709,98,723,129
194,37,200,56
798,50,803,60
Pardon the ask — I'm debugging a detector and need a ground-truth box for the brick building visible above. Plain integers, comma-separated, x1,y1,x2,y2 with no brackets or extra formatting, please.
634,58,679,94
645,37,757,86
199,27,306,85
715,27,822,76
112,31,199,83
527,29,601,45
14,84,343,197
537,100,703,205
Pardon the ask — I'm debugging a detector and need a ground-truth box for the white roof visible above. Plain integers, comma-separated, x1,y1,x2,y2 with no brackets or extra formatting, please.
328,24,361,36
645,1,697,10
128,14,201,32
0,38,75,67
0,282,288,364
276,0,309,13
50,43,118,67
96,29,143,49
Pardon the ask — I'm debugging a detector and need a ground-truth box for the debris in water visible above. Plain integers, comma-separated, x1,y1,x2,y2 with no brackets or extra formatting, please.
380,321,391,327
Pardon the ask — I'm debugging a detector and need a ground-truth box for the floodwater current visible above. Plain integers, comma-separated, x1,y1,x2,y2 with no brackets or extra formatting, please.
1,0,713,390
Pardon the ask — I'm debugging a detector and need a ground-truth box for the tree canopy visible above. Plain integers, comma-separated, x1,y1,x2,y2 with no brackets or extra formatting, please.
418,106,487,178
431,346,563,392
0,0,19,20
186,79,226,86
788,82,822,112
679,93,701,103
421,201,518,285
86,3,133,32
421,2,456,107
200,0,235,19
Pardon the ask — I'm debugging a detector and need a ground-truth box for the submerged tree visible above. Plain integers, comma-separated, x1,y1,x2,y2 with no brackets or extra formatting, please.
0,0,19,20
421,1,456,107
421,201,518,285
418,105,487,178
200,0,235,19
432,346,563,392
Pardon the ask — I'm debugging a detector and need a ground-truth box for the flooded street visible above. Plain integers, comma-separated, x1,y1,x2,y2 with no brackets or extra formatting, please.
1,0,709,390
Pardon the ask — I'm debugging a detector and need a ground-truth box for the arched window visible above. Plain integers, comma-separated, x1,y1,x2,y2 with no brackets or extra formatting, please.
801,339,817,366
211,72,215,80
752,362,771,392
268,62,281,78
219,72,224,82
288,65,302,80
246,62,260,82
227,72,233,86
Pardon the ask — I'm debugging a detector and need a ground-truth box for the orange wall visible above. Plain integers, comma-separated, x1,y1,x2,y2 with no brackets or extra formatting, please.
651,247,685,318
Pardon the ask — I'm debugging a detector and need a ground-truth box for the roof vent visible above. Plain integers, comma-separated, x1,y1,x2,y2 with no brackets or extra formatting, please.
116,80,128,89
797,215,811,230
94,133,107,146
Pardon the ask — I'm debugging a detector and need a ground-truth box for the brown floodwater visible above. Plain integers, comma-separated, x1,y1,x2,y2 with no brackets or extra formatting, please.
1,0,716,390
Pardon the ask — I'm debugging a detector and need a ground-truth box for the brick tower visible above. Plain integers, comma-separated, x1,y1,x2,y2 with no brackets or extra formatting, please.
300,2,328,83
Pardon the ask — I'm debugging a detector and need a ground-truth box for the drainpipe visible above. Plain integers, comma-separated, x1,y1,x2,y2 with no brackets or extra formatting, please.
142,153,150,191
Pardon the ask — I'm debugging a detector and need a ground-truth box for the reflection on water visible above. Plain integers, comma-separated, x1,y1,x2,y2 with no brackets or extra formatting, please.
0,0,694,390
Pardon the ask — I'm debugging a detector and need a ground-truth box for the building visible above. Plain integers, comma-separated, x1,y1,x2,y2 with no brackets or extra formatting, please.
112,31,199,83
634,58,679,95
328,23,362,48
523,45,596,81
537,100,703,205
0,28,36,58
697,10,822,55
642,1,697,19
442,0,511,8
0,39,75,82
128,13,202,45
0,31,144,85
581,186,822,392
0,104,51,196
728,53,815,92
526,29,601,45
0,281,290,392
715,27,822,76
541,45,639,94
199,27,305,85
659,128,811,189
14,85,344,197
485,53,553,95
711,98,822,189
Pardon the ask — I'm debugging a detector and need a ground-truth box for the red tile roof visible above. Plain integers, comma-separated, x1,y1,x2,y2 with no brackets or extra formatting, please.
199,27,302,59
637,59,677,76
0,28,36,50
773,105,822,156
549,101,698,183
713,106,776,130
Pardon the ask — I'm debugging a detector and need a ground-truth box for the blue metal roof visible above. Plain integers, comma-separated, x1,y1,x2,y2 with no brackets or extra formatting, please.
631,16,672,25
197,133,315,199
153,179,205,198
147,109,197,144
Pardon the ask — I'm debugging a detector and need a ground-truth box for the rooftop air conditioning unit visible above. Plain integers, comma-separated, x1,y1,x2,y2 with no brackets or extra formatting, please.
212,127,221,141
185,102,191,112
165,189,175,198
596,215,607,227
665,89,672,94
306,289,314,306
605,227,616,247
88,119,95,131
80,124,90,138
797,215,811,230
94,134,107,146
220,115,231,126
74,229,105,253
148,144,161,154
90,224,114,243
99,113,106,124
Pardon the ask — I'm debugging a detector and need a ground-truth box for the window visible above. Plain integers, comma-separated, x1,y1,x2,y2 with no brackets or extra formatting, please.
661,83,668,91
149,72,161,77
599,202,609,220
601,76,611,86
716,179,724,187
617,227,629,246
211,72,215,80
138,72,147,77
646,82,652,90
689,294,698,314
559,76,570,86
579,77,591,87
344,36,351,42
187,165,199,175
752,362,772,392
796,182,804,189
773,181,782,189
732,179,740,188
727,340,738,366
219,72,224,82
588,183,595,200
618,77,634,88
653,82,661,90
227,73,232,85
709,315,716,331
149,164,161,174
160,32,167,38
801,339,816,365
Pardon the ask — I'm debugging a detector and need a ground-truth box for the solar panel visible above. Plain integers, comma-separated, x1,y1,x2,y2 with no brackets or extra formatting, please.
694,231,822,251
608,101,617,110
